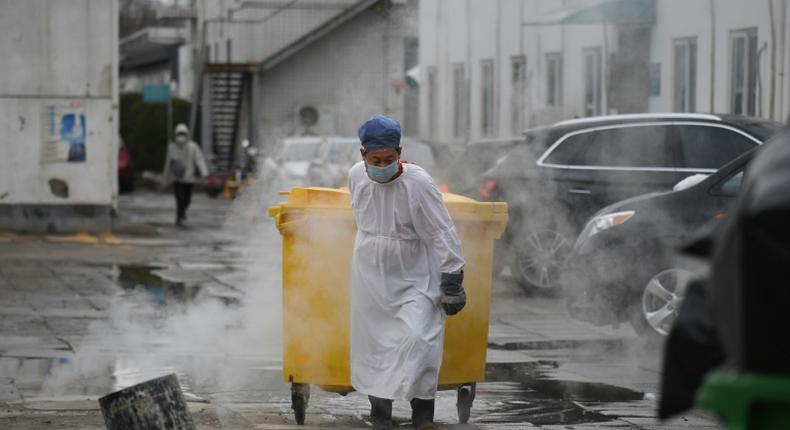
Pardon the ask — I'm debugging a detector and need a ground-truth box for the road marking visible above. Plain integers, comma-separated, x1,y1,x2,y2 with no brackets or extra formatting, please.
44,233,99,245
99,232,121,245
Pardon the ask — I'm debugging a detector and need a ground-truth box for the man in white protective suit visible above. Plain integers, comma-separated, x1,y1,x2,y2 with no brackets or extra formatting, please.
348,114,467,430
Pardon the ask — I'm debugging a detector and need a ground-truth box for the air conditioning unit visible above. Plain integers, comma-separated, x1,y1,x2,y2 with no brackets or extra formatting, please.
294,104,336,136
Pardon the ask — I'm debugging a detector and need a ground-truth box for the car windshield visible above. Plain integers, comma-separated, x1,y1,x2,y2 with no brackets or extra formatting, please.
444,140,521,188
282,141,321,162
326,139,359,162
462,142,518,169
403,142,435,168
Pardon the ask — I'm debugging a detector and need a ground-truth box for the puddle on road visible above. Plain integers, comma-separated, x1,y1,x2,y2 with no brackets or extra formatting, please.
487,362,645,402
115,265,200,305
0,265,252,403
114,265,241,307
473,382,608,425
479,361,645,425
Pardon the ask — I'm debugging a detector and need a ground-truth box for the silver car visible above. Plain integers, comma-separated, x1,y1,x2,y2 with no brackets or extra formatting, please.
306,137,360,187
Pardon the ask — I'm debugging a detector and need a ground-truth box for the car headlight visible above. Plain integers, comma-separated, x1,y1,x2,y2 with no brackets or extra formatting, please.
585,210,635,239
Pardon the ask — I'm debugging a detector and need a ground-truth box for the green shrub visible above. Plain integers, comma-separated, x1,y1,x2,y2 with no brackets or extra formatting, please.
120,92,191,173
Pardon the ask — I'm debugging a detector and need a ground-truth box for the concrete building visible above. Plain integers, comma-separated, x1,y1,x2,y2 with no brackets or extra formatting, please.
192,0,418,172
119,2,204,101
0,0,119,233
419,0,790,145
120,26,195,101
648,0,789,119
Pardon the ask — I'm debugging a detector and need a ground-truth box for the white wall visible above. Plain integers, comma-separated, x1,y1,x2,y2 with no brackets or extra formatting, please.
0,0,118,210
419,0,790,146
419,0,614,142
528,11,612,120
256,7,412,147
649,0,788,122
198,0,360,64
419,0,526,142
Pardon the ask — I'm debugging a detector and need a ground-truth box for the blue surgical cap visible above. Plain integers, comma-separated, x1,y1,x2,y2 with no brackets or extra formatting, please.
358,114,401,152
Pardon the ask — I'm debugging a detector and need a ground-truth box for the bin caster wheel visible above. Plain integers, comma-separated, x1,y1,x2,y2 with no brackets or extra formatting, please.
457,383,476,424
291,383,310,425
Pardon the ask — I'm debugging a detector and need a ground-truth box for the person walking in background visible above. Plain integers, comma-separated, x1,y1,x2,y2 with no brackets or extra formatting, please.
348,115,467,430
163,123,208,227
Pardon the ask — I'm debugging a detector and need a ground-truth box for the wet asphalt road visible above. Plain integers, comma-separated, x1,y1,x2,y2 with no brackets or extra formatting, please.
0,190,722,429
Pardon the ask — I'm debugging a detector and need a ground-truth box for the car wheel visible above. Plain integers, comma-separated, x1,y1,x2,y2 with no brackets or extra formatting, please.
512,229,571,293
631,268,695,338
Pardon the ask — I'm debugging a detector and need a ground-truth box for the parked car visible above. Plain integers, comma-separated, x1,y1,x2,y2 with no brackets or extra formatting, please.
275,136,324,188
562,145,763,339
400,138,437,172
481,113,782,292
118,138,134,193
306,137,359,187
443,138,523,198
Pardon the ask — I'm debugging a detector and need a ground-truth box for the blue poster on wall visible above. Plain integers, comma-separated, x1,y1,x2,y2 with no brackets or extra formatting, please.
61,112,86,162
42,102,86,163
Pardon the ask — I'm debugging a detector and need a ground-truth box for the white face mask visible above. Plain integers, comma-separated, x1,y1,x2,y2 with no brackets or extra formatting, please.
366,160,399,183
175,134,188,145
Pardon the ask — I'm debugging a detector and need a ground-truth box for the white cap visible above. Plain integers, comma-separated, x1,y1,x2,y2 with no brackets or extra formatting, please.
175,123,189,136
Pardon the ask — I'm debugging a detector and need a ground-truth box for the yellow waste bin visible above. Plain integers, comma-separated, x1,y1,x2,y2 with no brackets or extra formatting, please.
268,187,508,425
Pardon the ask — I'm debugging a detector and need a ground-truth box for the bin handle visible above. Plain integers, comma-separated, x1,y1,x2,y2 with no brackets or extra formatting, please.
276,213,307,232
276,219,308,233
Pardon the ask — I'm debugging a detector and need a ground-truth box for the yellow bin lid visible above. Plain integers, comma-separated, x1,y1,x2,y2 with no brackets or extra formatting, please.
269,187,508,230
273,187,352,210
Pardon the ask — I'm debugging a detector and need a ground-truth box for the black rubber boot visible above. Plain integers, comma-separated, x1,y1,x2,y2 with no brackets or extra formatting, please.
410,398,437,430
369,396,394,430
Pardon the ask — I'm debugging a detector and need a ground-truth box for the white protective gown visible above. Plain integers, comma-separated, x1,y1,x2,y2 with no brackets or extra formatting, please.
348,161,465,400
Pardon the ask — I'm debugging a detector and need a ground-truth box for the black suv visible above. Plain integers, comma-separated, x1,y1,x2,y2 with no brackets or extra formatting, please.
482,113,782,292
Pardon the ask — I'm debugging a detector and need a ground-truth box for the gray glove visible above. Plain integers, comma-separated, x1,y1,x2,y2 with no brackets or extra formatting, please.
440,271,466,316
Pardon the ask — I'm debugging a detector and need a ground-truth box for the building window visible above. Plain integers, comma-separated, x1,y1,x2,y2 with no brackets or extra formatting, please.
730,28,758,115
452,63,469,139
510,56,527,135
481,59,496,137
546,53,563,107
673,38,697,112
583,48,602,117
427,66,438,138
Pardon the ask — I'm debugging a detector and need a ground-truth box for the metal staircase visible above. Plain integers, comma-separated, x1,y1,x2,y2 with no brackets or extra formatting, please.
190,62,260,175
188,0,381,173
208,72,244,172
